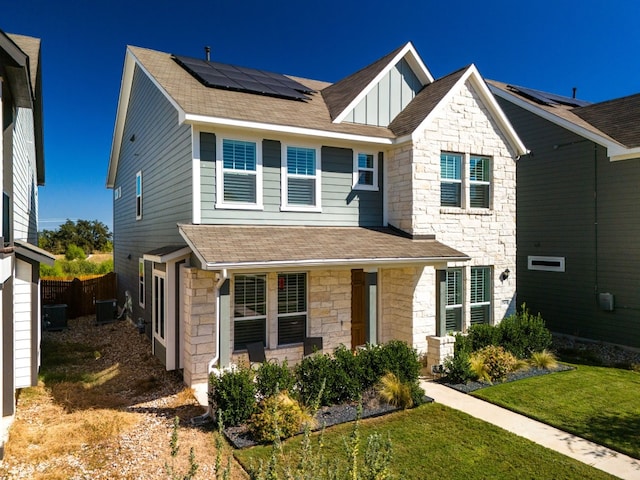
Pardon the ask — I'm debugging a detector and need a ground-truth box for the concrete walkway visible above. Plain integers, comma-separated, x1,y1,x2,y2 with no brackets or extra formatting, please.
420,380,640,480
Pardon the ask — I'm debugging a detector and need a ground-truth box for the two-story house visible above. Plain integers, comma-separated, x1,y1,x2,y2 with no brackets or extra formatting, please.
0,30,54,457
107,42,526,402
489,81,640,349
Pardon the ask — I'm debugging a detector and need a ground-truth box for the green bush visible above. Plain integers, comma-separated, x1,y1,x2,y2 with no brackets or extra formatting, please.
356,343,387,390
331,344,364,404
65,244,85,261
498,305,552,358
249,392,312,443
255,360,295,398
209,366,257,427
444,333,476,384
294,352,335,407
379,340,421,383
467,323,501,352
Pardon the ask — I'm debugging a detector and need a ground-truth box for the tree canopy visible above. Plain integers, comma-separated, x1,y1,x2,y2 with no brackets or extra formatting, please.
39,219,112,255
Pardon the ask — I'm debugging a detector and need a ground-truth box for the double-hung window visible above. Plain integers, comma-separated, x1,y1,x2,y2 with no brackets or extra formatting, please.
277,273,307,345
282,145,321,211
217,138,263,209
440,153,462,207
136,171,142,219
469,156,490,208
445,268,463,332
233,274,267,351
353,152,378,190
470,266,491,325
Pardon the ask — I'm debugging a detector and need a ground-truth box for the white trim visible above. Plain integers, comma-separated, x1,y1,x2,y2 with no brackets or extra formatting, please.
138,258,145,307
215,136,264,210
352,151,379,191
333,42,434,124
280,143,322,212
152,268,167,349
528,255,566,272
414,65,527,156
191,126,201,223
143,248,191,263
184,113,394,146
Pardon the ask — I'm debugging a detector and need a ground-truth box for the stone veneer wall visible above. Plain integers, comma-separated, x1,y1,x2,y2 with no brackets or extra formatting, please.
388,79,518,330
181,266,217,399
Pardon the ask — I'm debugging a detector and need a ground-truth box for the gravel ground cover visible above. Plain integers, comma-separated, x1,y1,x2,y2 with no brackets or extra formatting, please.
0,316,248,480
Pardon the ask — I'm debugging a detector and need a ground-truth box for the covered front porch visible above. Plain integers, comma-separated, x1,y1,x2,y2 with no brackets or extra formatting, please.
177,224,469,403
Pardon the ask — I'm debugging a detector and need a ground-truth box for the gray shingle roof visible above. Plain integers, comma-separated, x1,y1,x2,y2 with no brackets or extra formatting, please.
573,94,640,148
179,224,468,269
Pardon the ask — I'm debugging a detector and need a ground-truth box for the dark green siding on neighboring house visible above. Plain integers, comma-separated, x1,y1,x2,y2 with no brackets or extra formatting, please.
499,99,640,348
199,133,383,226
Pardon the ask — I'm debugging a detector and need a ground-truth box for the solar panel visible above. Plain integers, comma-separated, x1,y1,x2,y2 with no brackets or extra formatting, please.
507,84,591,108
173,54,315,101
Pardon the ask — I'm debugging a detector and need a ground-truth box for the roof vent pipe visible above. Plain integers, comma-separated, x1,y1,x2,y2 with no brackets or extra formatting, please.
204,46,211,62
572,87,577,99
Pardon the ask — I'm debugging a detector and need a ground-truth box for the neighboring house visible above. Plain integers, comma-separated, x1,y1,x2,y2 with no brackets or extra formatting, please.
489,81,640,349
0,30,54,457
107,42,526,402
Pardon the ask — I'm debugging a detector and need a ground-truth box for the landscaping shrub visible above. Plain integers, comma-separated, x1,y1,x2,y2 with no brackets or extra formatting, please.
65,244,85,261
467,323,501,352
354,343,385,390
376,373,413,409
294,352,335,407
249,392,312,443
331,344,364,404
209,366,257,427
470,345,518,383
444,333,476,384
379,340,421,383
255,360,295,398
530,349,558,370
499,305,552,358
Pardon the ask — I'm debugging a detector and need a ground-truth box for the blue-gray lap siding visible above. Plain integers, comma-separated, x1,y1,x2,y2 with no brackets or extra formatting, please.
498,99,640,348
112,65,193,340
199,133,383,226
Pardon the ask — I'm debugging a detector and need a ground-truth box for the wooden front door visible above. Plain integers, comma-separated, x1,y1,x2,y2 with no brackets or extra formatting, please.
351,269,366,349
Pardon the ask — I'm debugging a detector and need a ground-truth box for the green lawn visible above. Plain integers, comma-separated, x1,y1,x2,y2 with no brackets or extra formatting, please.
235,403,617,479
472,364,640,459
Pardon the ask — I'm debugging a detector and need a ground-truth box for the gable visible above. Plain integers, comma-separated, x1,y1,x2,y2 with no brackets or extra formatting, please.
343,57,423,127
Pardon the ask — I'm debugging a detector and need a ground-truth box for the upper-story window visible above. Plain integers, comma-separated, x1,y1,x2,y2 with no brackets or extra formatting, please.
440,153,462,207
440,152,492,209
353,152,378,190
469,156,490,208
281,145,321,211
217,138,263,210
136,171,143,220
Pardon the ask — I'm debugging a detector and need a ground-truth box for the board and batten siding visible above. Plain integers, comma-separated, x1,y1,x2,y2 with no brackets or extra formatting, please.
113,65,193,328
199,133,383,226
499,98,640,348
12,107,38,244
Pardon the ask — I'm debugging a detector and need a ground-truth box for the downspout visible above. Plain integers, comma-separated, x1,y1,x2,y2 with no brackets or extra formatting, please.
191,268,227,425
209,269,228,372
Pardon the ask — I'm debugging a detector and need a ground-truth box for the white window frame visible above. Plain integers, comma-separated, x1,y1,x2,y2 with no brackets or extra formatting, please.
152,270,166,346
469,156,491,209
216,137,263,210
528,256,566,272
233,274,267,351
352,151,379,191
440,152,463,207
281,143,322,212
445,268,463,332
277,272,307,346
135,171,142,220
138,259,145,307
470,266,492,326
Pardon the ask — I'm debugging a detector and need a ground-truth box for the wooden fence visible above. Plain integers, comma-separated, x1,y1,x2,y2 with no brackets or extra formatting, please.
41,272,117,319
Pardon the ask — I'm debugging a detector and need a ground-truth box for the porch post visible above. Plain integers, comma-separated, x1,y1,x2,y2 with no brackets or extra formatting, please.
436,269,447,336
218,279,231,367
366,271,377,344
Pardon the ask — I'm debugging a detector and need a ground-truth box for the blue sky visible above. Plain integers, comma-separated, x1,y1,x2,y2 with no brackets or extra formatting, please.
4,0,639,232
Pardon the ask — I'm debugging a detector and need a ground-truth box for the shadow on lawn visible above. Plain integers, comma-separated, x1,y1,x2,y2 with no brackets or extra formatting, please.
575,412,640,460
